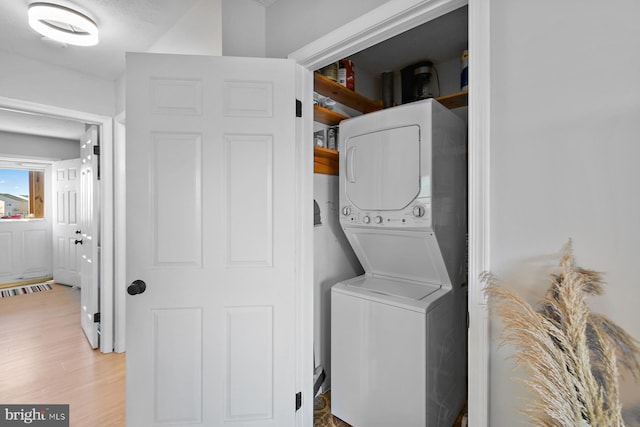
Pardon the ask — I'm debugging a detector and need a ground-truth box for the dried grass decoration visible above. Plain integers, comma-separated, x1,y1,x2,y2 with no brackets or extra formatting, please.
484,244,640,427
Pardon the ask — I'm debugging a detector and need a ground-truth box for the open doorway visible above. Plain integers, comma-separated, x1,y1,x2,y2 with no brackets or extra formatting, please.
290,0,491,424
0,113,100,349
0,97,116,354
0,109,84,290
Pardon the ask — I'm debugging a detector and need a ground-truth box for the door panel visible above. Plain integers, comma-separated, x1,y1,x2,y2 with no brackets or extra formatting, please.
52,158,81,287
126,53,299,426
224,306,274,420
153,307,203,424
224,134,273,266
151,132,202,266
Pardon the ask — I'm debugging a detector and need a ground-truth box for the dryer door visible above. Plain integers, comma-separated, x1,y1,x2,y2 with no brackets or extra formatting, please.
343,125,420,211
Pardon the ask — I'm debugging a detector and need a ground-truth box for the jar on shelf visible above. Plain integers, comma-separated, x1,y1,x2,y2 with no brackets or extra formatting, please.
319,62,338,82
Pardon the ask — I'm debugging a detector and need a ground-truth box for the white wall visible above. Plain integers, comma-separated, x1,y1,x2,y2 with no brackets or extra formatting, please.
489,0,640,424
0,132,79,161
147,0,222,56
0,51,114,117
313,174,363,392
265,0,389,58
222,0,266,57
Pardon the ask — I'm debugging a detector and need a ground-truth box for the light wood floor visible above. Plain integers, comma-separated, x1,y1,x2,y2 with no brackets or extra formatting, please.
0,283,125,426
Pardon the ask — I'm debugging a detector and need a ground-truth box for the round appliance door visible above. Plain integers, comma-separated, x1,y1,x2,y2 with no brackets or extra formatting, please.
343,125,420,211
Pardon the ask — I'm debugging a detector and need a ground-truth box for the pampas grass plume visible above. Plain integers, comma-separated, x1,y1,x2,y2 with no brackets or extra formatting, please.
484,243,640,426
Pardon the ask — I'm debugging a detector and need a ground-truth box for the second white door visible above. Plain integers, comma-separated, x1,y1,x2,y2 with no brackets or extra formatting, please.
79,125,100,349
52,158,81,287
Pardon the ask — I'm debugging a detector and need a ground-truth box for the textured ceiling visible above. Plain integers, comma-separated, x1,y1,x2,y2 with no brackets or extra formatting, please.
0,1,278,142
0,0,214,141
0,0,204,81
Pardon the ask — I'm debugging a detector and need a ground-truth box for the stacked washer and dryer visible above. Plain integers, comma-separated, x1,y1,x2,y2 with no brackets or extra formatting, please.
331,99,467,427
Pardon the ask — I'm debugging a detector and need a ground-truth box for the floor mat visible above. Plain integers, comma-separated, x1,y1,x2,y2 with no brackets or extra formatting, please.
0,282,53,298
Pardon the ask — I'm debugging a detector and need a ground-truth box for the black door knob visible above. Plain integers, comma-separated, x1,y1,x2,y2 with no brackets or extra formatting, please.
74,239,83,245
75,230,82,234
127,280,147,296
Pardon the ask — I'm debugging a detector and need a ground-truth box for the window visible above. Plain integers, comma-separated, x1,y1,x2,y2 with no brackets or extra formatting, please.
0,167,45,219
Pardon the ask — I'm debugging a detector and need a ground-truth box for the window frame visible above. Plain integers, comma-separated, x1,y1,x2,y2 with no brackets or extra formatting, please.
0,164,46,220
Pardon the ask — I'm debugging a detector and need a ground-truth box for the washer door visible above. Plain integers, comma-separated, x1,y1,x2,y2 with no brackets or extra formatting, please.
343,125,420,211
343,228,451,286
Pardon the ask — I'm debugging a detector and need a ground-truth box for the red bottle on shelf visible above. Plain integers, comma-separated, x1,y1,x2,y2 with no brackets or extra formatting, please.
338,60,355,91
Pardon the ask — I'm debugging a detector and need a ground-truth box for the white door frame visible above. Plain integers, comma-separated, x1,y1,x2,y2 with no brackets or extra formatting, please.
113,111,126,353
0,95,115,354
289,0,491,425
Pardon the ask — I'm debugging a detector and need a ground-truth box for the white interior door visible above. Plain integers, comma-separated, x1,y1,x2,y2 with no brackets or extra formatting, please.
79,125,100,349
126,53,300,426
52,158,81,287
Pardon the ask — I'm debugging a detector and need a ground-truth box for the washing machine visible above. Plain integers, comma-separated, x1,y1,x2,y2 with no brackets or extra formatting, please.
331,99,467,427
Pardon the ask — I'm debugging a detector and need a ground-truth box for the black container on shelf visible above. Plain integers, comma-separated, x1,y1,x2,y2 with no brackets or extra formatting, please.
400,60,436,104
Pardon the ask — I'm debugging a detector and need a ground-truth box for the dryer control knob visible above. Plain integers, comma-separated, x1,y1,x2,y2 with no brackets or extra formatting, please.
412,205,425,217
342,206,351,216
363,216,371,224
374,216,383,224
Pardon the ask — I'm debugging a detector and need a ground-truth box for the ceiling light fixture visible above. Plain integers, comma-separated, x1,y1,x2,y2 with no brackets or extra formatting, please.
28,2,99,47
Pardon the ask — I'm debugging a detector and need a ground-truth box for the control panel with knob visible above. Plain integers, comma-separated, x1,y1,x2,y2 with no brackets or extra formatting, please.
338,200,432,229
412,205,425,218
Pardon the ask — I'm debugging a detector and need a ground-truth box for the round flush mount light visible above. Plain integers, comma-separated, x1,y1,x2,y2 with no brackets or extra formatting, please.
28,2,99,46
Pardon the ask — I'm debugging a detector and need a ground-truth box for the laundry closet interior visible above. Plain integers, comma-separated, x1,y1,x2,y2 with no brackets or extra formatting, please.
310,4,469,424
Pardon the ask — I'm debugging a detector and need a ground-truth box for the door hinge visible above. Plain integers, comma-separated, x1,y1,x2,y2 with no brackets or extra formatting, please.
467,311,470,329
296,99,302,118
295,392,302,411
93,312,101,323
93,144,101,180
